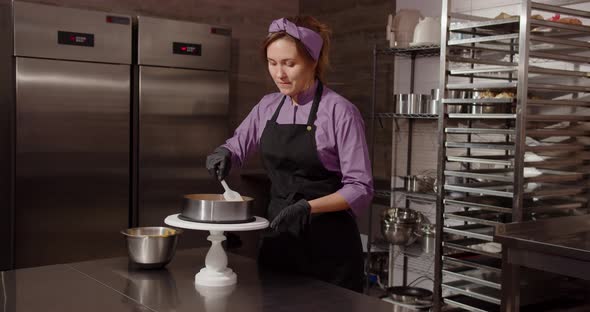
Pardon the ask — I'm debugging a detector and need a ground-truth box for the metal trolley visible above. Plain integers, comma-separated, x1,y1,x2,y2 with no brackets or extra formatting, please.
434,1,590,311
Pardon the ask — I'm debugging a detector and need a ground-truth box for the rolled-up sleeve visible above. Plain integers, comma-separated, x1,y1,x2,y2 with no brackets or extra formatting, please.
221,98,265,169
334,109,374,216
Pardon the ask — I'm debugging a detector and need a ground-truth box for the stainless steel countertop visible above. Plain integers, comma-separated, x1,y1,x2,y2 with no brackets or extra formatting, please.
495,214,590,262
1,248,395,312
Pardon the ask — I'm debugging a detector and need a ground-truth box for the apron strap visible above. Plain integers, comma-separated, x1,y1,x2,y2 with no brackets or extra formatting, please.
270,95,287,122
306,81,323,126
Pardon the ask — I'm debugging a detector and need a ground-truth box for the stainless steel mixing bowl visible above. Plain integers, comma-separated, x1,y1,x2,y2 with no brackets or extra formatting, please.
381,208,422,245
181,194,254,223
121,227,182,269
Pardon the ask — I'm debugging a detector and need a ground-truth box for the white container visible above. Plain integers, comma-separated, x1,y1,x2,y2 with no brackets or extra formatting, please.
411,17,441,46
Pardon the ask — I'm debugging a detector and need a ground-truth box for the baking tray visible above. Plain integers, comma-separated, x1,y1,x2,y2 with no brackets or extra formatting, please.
448,33,519,46
443,253,502,273
448,113,517,119
527,114,590,122
444,224,495,242
443,266,501,289
531,2,590,18
445,128,514,135
444,294,500,312
447,81,517,90
446,155,513,166
444,196,512,213
443,98,514,104
449,17,519,32
445,169,514,182
445,168,584,184
445,141,515,150
444,183,514,198
444,210,511,226
442,280,501,305
526,128,590,137
443,238,502,259
527,99,590,107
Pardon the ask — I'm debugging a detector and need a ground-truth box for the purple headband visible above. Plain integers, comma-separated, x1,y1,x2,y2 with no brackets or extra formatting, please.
268,18,323,61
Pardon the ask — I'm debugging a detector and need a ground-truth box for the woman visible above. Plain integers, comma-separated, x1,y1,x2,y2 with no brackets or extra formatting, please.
206,16,373,292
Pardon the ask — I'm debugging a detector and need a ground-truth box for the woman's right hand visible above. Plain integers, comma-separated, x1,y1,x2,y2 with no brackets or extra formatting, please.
205,147,232,180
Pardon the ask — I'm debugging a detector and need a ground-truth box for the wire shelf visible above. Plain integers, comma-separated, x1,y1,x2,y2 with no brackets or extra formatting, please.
376,112,439,119
377,45,441,58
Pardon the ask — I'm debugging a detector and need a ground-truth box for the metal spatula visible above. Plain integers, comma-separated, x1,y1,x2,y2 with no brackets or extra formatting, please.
220,180,243,201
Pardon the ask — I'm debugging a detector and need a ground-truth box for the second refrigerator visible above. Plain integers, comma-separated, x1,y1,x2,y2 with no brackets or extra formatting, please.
134,16,232,247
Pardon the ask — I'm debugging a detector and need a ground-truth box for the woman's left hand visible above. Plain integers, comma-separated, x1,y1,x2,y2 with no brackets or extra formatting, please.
270,199,311,236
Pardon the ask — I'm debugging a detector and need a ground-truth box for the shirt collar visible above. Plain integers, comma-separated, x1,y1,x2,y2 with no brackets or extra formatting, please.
291,79,318,106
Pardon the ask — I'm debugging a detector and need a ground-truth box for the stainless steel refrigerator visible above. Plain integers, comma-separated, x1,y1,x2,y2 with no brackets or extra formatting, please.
0,1,132,269
133,16,231,248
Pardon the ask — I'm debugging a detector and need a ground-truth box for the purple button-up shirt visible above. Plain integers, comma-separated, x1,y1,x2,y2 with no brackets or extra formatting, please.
222,81,374,216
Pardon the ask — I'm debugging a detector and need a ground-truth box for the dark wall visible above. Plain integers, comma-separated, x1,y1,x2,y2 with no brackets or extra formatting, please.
300,0,396,235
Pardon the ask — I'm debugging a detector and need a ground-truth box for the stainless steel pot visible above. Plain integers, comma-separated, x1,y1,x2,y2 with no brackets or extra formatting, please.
413,94,431,114
121,227,182,269
181,194,254,223
395,94,413,114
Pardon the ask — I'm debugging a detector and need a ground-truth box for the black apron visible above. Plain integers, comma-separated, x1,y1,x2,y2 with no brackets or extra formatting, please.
257,81,364,292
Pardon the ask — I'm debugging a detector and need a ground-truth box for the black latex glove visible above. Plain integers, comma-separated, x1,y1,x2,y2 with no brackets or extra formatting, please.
270,199,311,236
206,147,232,181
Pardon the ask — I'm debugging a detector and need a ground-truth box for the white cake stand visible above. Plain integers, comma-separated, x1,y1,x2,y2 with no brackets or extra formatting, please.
164,214,268,287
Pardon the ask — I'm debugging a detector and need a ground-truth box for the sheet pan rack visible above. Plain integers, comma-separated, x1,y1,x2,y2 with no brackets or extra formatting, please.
434,1,590,311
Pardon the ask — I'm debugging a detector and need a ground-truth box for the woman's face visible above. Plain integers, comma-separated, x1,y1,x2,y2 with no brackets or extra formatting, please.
267,38,316,98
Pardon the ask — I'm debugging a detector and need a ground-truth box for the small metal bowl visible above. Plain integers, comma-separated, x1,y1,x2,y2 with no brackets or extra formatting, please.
181,194,254,223
121,227,182,269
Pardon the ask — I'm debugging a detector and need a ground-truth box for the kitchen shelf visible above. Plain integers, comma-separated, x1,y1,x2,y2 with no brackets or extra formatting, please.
443,238,502,259
435,2,590,310
448,113,517,119
445,142,514,150
442,280,501,305
443,98,514,104
531,2,590,18
446,155,513,166
443,266,501,289
449,17,519,32
443,224,496,242
376,45,440,58
375,112,438,119
444,294,500,312
444,210,511,226
445,128,515,135
443,253,502,273
448,33,519,46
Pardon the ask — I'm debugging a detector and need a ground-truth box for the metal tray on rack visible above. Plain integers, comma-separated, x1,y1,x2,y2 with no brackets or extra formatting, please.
443,238,502,259
445,168,584,184
445,182,514,198
446,155,513,166
448,113,517,119
444,224,495,241
445,127,515,135
443,266,501,289
443,253,501,273
445,141,514,150
448,33,519,46
444,210,510,226
443,98,514,105
442,280,501,305
447,82,517,90
444,196,512,213
444,294,500,312
449,17,519,32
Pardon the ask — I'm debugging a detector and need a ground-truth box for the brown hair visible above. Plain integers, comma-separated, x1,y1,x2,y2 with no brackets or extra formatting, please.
261,16,332,82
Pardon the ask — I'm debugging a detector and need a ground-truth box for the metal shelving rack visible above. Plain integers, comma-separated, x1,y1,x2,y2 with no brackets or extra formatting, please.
434,1,590,311
368,44,440,290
